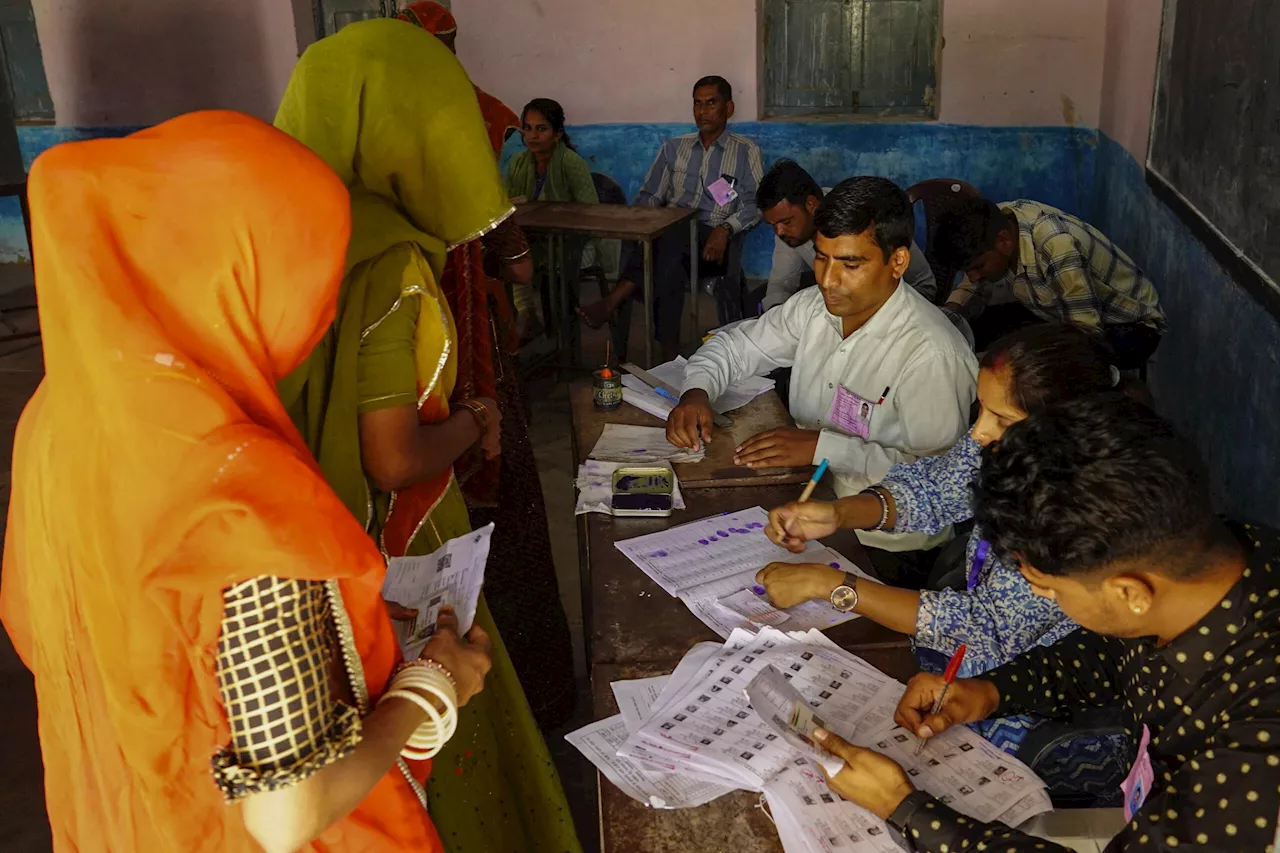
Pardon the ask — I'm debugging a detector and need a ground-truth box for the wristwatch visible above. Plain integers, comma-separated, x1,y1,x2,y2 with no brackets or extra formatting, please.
829,572,859,612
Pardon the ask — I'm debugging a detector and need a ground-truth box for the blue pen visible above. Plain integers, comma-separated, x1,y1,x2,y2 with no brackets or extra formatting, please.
653,386,680,404
797,458,830,503
967,540,990,592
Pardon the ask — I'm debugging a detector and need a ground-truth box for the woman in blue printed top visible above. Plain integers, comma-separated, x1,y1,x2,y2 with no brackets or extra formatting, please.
756,324,1128,802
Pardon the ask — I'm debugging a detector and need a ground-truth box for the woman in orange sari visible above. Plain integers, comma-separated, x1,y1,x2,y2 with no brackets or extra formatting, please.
395,2,577,729
0,111,491,853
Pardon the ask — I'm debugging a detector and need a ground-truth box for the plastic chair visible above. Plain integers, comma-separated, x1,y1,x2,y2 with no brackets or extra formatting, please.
906,178,980,305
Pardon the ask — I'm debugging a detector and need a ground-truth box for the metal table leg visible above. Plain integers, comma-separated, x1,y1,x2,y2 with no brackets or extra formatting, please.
689,218,700,350
642,238,654,367
546,233,561,351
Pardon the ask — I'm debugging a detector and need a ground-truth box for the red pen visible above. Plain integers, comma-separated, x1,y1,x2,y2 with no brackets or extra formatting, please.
876,386,891,405
913,643,967,755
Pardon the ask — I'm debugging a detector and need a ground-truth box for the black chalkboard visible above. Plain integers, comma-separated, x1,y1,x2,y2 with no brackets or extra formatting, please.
1148,0,1280,317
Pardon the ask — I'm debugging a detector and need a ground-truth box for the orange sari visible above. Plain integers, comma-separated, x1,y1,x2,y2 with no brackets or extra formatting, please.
0,112,441,853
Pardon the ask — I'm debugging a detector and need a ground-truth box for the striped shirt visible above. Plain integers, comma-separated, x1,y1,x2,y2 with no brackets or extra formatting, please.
950,200,1167,333
635,130,766,234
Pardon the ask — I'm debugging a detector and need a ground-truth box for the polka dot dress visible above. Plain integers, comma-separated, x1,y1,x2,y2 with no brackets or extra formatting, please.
889,522,1280,852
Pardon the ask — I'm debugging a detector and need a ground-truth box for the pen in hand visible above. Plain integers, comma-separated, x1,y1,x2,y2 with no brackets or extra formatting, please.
914,643,967,756
796,458,829,503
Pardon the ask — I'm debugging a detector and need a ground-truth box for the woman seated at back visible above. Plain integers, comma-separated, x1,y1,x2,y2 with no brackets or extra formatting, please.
757,324,1133,803
505,98,599,341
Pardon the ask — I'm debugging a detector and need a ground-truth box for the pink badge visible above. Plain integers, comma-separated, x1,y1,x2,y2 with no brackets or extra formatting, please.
1121,724,1155,822
826,384,875,440
707,177,738,207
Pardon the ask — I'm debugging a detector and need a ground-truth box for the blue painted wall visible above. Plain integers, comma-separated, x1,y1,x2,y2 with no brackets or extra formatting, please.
5,120,1274,525
500,122,1098,278
0,125,138,262
1093,135,1280,527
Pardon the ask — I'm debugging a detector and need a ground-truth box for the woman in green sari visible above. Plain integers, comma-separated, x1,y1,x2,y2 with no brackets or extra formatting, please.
274,19,582,853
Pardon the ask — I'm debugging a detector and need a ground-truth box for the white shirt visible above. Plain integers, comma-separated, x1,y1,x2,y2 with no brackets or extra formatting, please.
762,189,937,311
684,283,978,552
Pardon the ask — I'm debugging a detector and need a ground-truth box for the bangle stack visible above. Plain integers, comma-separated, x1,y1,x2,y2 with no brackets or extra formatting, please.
378,659,459,759
861,487,890,531
457,399,490,438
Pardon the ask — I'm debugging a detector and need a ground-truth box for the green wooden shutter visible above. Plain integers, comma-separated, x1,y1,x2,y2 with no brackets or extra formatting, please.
853,0,939,110
0,0,52,121
316,0,390,39
763,0,855,113
763,0,938,117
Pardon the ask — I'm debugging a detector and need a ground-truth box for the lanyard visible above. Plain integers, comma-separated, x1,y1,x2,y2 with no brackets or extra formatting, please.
967,539,990,592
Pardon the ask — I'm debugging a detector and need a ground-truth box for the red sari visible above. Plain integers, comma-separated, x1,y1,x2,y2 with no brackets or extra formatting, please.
396,0,521,505
395,4,577,727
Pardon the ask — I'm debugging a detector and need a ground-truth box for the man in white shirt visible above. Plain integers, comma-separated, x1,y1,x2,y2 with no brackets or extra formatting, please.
668,177,977,563
759,160,936,311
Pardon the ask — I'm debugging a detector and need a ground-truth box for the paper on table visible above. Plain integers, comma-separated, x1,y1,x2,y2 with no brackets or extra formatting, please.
763,761,904,853
621,376,675,420
615,506,824,596
745,665,846,777
620,357,775,421
574,459,686,516
611,675,670,735
712,547,874,635
380,523,493,660
618,626,1051,827
676,546,864,639
564,715,732,809
589,423,705,464
649,356,775,414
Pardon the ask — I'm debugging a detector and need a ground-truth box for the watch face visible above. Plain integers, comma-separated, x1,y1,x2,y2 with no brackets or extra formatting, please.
830,585,857,612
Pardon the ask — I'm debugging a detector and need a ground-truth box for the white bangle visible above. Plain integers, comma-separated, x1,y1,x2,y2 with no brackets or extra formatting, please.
397,668,458,746
378,666,459,758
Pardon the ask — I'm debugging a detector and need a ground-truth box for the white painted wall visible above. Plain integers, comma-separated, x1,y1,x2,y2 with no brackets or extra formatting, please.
33,0,305,126
1099,0,1163,158
456,0,1109,127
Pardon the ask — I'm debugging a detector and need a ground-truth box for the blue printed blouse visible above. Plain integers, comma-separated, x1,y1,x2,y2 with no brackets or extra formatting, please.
879,433,1080,678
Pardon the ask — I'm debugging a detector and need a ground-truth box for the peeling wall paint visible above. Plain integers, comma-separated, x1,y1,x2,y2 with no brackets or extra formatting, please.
1094,134,1280,526
500,121,1098,278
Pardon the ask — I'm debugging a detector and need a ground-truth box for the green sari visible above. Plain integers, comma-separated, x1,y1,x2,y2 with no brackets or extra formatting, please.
274,20,582,853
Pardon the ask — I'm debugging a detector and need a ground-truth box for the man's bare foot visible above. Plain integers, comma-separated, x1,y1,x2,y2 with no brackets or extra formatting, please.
576,299,617,329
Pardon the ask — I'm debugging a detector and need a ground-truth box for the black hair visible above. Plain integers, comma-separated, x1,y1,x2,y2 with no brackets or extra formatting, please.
933,197,1009,269
521,97,575,151
813,176,913,262
758,159,824,212
693,75,732,102
981,325,1116,414
974,394,1232,578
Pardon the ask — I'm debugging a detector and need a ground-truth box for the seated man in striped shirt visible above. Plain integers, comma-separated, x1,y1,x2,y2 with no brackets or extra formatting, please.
935,197,1166,368
576,75,765,362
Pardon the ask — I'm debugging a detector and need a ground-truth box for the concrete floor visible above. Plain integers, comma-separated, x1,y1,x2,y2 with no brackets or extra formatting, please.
0,264,720,853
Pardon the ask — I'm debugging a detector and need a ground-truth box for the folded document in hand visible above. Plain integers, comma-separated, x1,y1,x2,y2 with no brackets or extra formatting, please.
380,523,493,659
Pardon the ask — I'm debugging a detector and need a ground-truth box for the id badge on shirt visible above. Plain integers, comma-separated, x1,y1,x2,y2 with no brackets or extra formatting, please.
827,384,876,440
1121,724,1155,822
707,175,739,206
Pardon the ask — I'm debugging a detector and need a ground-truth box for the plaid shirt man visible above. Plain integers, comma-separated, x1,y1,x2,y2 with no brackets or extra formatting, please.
635,131,765,235
950,200,1167,333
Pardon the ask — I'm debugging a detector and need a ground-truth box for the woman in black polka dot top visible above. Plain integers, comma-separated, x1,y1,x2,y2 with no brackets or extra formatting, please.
807,394,1280,852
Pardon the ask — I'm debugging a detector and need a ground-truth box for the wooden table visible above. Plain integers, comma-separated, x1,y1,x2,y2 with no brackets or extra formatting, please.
570,384,812,491
592,652,919,853
583,484,910,667
513,201,699,367
571,385,917,853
